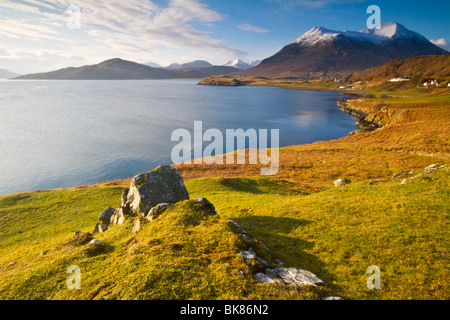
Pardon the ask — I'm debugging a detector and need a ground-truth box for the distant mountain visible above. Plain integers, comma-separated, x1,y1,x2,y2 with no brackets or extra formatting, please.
144,62,162,68
13,58,239,80
179,60,213,68
224,59,251,70
238,22,448,79
165,60,213,69
0,68,20,78
165,63,181,69
224,59,261,70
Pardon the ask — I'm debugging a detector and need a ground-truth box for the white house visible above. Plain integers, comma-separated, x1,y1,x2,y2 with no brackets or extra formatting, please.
389,77,410,82
423,80,439,87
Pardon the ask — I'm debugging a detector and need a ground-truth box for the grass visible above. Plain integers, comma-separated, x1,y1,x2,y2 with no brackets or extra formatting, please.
0,75,448,300
0,169,448,300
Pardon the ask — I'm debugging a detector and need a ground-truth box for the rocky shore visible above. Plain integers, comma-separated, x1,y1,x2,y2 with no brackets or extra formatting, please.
337,98,382,133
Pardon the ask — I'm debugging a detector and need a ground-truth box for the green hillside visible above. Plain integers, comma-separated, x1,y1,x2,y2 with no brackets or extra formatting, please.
0,167,448,300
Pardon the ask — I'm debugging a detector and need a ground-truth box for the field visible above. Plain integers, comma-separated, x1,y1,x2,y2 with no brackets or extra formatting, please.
0,79,448,300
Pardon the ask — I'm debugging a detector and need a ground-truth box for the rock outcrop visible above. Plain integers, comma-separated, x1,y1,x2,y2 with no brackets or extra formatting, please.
334,178,351,187
82,164,327,292
337,99,381,132
126,166,190,216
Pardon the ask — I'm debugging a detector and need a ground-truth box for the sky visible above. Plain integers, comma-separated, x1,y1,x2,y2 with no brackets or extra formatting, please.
0,0,449,74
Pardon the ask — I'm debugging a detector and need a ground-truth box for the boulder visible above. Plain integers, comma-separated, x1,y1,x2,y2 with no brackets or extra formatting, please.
132,219,141,234
93,222,108,234
334,179,351,187
121,188,130,207
266,267,325,287
110,207,127,226
254,273,280,284
147,203,173,222
425,164,445,174
193,198,217,215
127,166,190,216
99,207,116,225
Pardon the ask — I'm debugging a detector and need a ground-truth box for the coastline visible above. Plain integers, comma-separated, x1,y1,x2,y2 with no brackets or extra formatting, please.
0,83,380,196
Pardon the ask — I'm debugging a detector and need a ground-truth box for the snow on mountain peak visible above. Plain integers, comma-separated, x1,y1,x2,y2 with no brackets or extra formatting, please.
224,59,252,69
360,22,421,40
294,26,341,45
294,22,424,46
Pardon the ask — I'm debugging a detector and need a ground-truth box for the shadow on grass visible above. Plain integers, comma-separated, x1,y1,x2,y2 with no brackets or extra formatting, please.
233,215,340,292
217,178,297,195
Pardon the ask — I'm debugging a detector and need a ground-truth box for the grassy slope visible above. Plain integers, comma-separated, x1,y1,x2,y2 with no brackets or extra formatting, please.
0,80,448,300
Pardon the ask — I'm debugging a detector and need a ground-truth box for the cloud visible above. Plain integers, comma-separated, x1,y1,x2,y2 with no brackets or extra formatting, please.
0,0,246,71
237,24,270,34
430,38,450,52
0,47,88,74
266,0,366,9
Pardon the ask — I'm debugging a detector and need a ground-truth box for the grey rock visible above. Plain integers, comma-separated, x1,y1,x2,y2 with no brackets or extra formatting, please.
193,198,217,215
267,267,325,287
111,207,127,226
401,173,423,185
121,188,130,207
254,272,279,284
425,164,445,174
117,208,126,225
240,248,257,261
391,171,414,180
8,261,17,267
334,179,351,187
93,222,108,234
127,166,190,215
132,219,141,234
274,259,286,266
229,220,249,235
147,203,173,222
99,207,116,225
89,239,101,245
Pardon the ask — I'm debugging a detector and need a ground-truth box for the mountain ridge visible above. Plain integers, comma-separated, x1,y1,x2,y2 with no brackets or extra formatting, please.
13,58,239,80
0,68,20,79
237,22,448,79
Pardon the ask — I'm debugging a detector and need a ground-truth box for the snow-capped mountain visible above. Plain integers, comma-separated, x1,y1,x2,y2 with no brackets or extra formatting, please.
240,22,447,78
224,59,261,70
294,22,431,46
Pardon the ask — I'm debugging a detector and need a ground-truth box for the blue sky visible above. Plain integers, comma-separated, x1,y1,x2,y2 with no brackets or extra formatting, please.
0,0,449,74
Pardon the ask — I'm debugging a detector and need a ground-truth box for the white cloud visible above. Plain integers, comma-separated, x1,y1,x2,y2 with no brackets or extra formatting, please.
0,0,246,72
266,0,365,9
430,38,450,52
237,24,270,34
0,47,88,74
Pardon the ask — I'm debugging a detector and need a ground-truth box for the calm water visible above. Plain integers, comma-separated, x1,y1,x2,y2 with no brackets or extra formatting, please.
0,79,356,195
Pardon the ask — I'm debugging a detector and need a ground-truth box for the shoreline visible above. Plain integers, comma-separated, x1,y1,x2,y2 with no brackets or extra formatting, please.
0,84,380,197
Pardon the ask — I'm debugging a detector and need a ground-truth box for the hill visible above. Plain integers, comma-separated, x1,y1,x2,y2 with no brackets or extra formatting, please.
0,68,20,78
350,55,450,86
1,56,449,300
236,22,447,79
13,58,239,80
1,78,449,300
